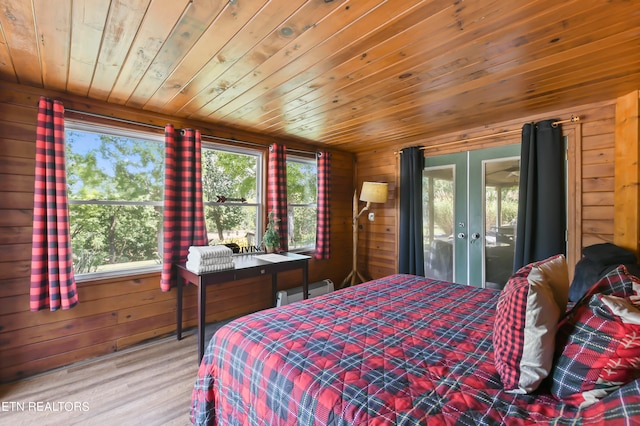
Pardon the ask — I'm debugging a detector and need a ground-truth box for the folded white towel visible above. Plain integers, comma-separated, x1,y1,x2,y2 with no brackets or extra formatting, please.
186,254,233,266
188,245,233,260
185,260,235,274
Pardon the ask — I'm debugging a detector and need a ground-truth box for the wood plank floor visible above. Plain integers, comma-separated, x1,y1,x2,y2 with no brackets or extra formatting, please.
0,330,209,426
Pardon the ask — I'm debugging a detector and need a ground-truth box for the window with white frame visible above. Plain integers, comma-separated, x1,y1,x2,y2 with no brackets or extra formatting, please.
287,155,317,250
201,144,262,252
65,122,164,277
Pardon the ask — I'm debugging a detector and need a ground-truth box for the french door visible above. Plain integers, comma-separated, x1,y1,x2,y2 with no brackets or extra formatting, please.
423,144,521,288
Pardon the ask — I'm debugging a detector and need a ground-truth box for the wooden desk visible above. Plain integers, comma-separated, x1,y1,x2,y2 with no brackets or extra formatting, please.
176,252,311,362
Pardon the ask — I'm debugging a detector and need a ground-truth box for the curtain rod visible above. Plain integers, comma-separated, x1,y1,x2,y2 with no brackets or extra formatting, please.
396,115,580,154
64,107,317,155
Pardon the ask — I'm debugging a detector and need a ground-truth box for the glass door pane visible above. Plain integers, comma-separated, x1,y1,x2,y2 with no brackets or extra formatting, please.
423,166,454,281
424,152,467,284
424,145,520,288
483,158,519,289
468,144,521,288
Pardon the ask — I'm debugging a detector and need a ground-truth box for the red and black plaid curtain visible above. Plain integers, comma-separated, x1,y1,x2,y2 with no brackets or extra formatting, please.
267,143,288,251
314,151,331,259
30,97,78,311
161,125,208,291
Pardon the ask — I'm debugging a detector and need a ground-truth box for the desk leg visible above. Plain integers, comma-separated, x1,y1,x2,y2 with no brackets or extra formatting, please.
198,277,206,363
177,279,183,341
272,273,277,307
302,260,309,300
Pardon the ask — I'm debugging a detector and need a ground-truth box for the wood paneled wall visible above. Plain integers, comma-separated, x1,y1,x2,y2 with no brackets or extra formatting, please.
578,105,617,248
0,81,354,383
2,77,636,383
355,98,625,281
353,150,398,280
614,90,640,255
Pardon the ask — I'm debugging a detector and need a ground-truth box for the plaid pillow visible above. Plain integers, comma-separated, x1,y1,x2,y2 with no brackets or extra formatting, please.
493,254,570,393
576,264,639,303
550,294,640,407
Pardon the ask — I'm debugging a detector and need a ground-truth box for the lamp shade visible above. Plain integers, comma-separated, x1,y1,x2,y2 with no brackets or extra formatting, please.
359,181,388,204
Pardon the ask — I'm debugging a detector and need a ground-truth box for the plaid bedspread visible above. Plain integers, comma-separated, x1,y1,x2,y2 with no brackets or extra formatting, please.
191,274,640,425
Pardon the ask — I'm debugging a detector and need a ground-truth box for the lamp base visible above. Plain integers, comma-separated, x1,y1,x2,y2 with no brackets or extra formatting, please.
341,268,367,288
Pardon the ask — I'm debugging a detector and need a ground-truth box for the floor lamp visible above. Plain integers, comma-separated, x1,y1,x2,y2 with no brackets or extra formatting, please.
341,181,389,288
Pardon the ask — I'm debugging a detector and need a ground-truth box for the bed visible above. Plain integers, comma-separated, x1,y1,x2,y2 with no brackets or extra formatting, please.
190,273,640,425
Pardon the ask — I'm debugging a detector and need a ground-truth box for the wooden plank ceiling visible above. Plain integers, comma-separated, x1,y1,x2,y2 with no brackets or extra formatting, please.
0,0,638,153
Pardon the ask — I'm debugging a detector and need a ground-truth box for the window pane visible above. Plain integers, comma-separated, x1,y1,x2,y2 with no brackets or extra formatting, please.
288,206,317,250
287,158,317,250
201,149,257,203
205,205,259,251
69,204,162,274
66,130,164,202
287,161,317,204
201,147,261,252
66,126,164,277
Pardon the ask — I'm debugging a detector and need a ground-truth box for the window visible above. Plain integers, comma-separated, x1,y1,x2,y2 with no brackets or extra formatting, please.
201,145,262,252
65,122,164,277
287,156,317,250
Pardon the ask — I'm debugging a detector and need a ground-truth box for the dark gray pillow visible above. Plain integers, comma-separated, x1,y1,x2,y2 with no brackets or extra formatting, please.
569,243,639,302
581,243,636,265
568,258,615,302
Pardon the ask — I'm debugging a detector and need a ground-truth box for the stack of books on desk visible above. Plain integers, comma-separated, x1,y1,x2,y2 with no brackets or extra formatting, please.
186,245,235,273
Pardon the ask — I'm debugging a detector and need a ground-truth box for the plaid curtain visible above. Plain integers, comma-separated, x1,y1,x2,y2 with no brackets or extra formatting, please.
161,125,208,291
30,97,78,311
314,151,331,259
267,143,288,251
